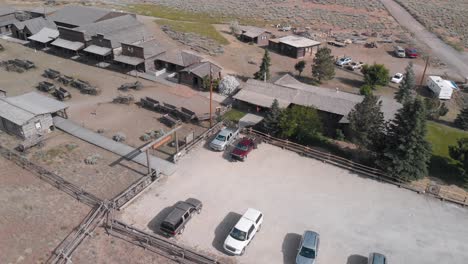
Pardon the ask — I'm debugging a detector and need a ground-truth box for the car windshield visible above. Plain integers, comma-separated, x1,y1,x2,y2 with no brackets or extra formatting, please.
299,246,316,259
216,135,226,141
236,144,249,151
394,74,401,78
229,228,247,241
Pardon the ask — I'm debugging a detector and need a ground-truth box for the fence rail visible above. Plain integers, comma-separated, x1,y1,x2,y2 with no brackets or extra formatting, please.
106,219,223,264
245,129,468,207
112,174,154,210
0,144,102,207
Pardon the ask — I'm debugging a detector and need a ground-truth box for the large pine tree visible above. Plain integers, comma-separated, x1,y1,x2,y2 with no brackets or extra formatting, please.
254,50,271,81
454,106,468,130
262,99,282,135
347,94,385,151
377,98,431,180
311,47,335,83
394,62,416,103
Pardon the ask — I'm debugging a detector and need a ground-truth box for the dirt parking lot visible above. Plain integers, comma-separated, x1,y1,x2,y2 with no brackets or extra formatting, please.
121,142,468,264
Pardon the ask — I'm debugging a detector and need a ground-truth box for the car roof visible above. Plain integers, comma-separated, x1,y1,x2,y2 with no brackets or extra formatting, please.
238,138,253,145
302,230,319,248
243,208,262,222
163,207,187,225
218,128,234,136
234,217,254,232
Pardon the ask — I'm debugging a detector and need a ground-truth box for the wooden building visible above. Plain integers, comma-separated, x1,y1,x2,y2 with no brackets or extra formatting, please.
155,50,203,72
269,35,321,58
11,17,56,40
0,6,17,34
0,92,68,139
114,39,166,72
179,61,222,89
239,26,271,46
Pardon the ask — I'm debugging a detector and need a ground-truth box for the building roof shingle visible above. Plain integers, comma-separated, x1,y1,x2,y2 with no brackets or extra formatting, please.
273,35,321,48
13,17,56,35
241,26,268,38
156,50,203,67
181,61,222,78
49,5,121,27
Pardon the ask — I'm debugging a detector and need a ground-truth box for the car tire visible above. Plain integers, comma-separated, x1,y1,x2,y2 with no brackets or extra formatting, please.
197,207,202,214
179,227,185,235
240,248,246,256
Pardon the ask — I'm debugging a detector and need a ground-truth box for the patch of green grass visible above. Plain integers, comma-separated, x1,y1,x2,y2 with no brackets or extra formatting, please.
156,19,229,45
222,109,247,122
127,4,265,26
426,121,468,186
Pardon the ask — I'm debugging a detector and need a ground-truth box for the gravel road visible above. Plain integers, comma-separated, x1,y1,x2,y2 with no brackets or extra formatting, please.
380,0,468,79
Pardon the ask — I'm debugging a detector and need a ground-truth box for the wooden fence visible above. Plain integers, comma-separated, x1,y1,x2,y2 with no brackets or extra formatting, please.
245,129,468,207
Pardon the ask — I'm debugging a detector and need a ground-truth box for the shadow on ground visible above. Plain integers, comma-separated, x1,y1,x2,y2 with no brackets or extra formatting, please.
147,206,174,236
212,212,242,253
282,233,301,264
429,155,465,187
347,254,368,264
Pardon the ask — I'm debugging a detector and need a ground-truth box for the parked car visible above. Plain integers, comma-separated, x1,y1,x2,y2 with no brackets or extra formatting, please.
296,231,320,264
210,127,239,151
368,252,387,264
223,208,263,255
345,61,364,71
391,73,404,84
160,198,203,237
394,46,406,58
335,57,352,66
405,48,418,58
231,137,257,161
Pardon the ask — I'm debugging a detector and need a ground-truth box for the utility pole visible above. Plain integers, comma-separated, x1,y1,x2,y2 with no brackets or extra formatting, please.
209,64,213,128
419,56,430,87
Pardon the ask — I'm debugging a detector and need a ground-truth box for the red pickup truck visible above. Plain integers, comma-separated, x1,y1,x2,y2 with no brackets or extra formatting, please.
230,137,257,161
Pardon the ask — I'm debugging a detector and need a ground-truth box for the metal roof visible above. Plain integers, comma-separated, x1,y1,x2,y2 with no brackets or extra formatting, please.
241,26,268,38
0,92,67,126
84,45,111,56
49,5,119,27
134,39,166,59
114,54,144,66
76,14,144,41
276,35,321,48
234,75,401,123
28,27,59,43
302,230,318,248
181,61,222,78
51,38,84,51
156,50,203,67
13,17,56,35
0,6,15,16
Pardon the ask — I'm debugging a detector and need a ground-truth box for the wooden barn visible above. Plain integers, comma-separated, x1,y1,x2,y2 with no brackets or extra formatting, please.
0,92,68,139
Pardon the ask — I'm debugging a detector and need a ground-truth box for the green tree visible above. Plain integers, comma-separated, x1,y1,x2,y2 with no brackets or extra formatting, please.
361,63,390,89
348,94,385,151
202,76,220,91
377,98,432,181
394,62,416,103
424,97,449,120
294,60,306,76
262,99,282,135
449,138,468,185
359,85,373,96
254,49,271,81
454,106,468,130
311,47,335,83
278,105,322,144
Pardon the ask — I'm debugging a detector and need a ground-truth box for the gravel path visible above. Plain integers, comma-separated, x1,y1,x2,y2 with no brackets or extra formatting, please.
380,0,468,79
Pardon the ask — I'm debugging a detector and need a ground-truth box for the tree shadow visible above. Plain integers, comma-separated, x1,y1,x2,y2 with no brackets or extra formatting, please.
429,155,465,186
346,254,368,264
282,233,301,264
147,206,174,236
334,77,365,88
212,212,242,253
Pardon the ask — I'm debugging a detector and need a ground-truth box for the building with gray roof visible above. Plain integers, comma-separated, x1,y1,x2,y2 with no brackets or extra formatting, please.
269,35,321,58
233,74,401,124
0,6,17,34
114,39,166,72
179,61,222,89
11,17,56,40
0,92,68,139
239,26,271,46
49,5,127,28
155,50,203,72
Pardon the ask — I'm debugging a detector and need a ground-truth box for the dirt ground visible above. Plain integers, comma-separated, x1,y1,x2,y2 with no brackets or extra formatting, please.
0,156,91,264
121,142,468,264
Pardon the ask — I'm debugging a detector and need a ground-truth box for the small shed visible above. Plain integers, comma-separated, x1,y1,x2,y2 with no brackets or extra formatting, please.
269,35,321,58
239,26,271,46
179,61,222,89
0,92,68,139
155,50,203,72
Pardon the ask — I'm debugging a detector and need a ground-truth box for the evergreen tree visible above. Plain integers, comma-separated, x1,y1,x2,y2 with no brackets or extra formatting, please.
449,138,468,185
262,99,282,135
278,105,322,144
311,47,335,83
348,94,385,150
361,63,390,89
394,62,416,103
377,98,432,181
454,106,468,130
294,60,306,76
254,50,271,81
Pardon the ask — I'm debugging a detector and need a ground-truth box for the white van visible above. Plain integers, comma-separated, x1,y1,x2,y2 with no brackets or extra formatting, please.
394,46,405,58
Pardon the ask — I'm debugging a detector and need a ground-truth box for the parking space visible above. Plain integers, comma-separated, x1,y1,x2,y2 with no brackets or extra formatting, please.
121,142,468,264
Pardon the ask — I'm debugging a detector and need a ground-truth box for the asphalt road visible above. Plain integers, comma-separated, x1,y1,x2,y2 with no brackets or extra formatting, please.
380,0,468,79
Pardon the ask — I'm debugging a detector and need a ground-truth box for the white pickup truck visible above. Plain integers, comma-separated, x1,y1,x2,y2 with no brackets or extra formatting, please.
209,127,239,151
223,208,264,255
